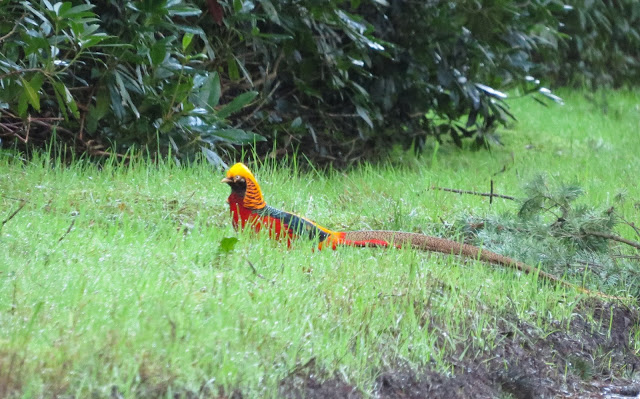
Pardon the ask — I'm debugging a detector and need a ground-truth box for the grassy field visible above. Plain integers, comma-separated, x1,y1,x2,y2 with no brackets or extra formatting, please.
1,90,640,398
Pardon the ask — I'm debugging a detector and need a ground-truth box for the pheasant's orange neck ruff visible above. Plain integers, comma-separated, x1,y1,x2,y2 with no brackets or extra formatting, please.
243,179,266,209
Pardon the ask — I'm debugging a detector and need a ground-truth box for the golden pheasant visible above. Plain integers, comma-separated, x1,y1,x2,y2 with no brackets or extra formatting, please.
221,162,621,299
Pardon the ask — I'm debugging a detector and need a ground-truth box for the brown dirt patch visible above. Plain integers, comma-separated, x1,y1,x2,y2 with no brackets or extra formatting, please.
280,302,640,399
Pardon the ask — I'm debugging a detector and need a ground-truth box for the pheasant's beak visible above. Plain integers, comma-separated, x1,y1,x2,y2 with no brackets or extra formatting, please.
221,177,232,184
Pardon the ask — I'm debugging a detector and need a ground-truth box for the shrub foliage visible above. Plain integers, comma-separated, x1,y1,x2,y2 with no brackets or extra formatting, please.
552,1,640,87
0,0,263,165
0,0,637,164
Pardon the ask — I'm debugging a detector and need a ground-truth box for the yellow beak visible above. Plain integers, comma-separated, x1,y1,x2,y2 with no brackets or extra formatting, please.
221,177,232,184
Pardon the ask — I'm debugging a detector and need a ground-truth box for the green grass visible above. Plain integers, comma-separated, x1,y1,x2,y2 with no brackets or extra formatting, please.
1,90,640,397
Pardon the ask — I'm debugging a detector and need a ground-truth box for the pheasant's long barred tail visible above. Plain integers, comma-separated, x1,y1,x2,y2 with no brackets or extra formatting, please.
343,230,546,275
222,163,626,301
341,230,615,298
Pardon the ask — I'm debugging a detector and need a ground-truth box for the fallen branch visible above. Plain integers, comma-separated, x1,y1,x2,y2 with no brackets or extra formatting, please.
29,119,76,137
573,259,606,271
89,149,129,159
616,213,640,240
612,254,640,261
377,291,407,299
246,259,266,280
176,190,197,214
1,200,27,230
58,219,76,243
1,194,27,201
585,230,640,251
432,185,517,201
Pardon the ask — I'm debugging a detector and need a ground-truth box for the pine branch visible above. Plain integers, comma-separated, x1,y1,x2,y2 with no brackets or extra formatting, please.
584,230,640,251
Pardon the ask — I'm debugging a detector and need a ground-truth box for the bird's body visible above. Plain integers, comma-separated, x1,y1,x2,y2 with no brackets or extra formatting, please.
221,163,620,300
227,191,332,244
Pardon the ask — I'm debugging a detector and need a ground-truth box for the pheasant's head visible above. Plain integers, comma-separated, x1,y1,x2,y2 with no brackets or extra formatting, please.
221,163,266,210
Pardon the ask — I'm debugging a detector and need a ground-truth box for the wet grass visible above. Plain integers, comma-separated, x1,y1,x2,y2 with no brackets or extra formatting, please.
1,90,640,397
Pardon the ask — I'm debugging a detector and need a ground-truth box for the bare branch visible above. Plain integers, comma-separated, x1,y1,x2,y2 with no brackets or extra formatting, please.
0,68,46,80
1,201,27,229
612,254,640,261
58,219,76,243
0,15,24,44
585,230,640,251
431,186,517,201
246,259,266,280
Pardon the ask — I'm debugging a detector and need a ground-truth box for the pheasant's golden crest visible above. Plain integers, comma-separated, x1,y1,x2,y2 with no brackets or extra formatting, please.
224,163,266,210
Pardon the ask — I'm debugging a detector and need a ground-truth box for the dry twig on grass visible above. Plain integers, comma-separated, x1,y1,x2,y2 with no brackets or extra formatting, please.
58,219,76,243
1,200,27,230
432,185,517,201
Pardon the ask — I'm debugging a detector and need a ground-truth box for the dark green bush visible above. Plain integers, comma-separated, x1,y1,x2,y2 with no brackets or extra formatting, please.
196,0,562,162
0,0,262,165
354,1,565,151
552,1,640,87
0,0,637,164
